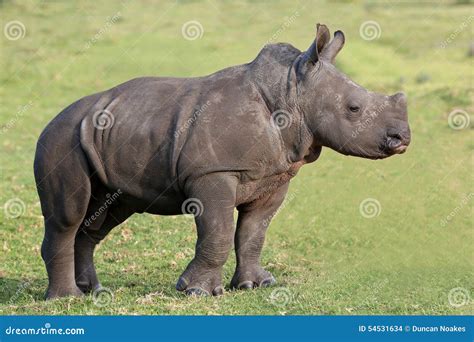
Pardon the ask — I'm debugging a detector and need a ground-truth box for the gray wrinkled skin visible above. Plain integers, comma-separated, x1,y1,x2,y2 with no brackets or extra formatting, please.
34,24,410,299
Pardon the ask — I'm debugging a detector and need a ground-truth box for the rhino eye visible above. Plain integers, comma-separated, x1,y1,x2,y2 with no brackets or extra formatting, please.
349,105,360,113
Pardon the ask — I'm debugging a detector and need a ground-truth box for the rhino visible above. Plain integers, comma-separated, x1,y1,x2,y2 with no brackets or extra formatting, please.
34,24,410,298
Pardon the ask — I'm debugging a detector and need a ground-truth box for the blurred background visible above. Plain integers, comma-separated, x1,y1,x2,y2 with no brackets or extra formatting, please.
0,0,472,314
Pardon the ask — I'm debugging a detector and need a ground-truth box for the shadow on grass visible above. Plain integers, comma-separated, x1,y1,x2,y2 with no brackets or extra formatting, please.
0,275,183,306
0,277,48,304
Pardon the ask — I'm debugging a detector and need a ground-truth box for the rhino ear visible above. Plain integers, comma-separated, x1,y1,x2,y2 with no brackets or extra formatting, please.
303,23,330,65
320,30,345,63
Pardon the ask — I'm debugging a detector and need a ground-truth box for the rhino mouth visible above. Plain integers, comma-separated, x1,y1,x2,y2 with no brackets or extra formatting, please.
392,144,408,154
384,136,409,156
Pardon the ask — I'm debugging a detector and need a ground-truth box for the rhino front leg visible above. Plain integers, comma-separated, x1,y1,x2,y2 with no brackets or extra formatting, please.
231,183,289,290
176,174,237,296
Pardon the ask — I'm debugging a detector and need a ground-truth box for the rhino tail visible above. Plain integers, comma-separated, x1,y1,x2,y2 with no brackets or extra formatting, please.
80,115,109,186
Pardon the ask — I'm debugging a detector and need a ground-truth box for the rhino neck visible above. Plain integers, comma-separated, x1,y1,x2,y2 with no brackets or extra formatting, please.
249,43,300,112
249,43,319,165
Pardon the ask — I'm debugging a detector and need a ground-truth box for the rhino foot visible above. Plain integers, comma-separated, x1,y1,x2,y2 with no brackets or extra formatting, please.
231,266,276,290
45,285,84,300
176,265,224,297
76,280,102,294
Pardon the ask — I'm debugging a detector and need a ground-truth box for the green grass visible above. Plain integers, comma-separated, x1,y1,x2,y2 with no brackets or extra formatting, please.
0,0,472,315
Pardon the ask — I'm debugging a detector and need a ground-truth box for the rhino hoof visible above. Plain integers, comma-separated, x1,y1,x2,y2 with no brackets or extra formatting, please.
260,276,277,288
185,287,210,297
237,281,255,290
212,286,224,296
175,277,189,292
77,281,102,294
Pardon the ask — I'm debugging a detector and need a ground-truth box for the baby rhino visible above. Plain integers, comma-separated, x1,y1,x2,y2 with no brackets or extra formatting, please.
34,24,410,298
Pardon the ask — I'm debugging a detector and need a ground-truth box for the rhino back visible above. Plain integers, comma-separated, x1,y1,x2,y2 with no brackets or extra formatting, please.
80,77,198,202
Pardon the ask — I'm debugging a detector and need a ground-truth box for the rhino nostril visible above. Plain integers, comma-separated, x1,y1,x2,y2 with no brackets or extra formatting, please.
385,134,408,155
390,133,402,140
387,136,402,149
387,132,404,144
387,127,410,145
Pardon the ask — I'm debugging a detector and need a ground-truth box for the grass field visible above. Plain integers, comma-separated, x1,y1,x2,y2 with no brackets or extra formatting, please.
0,0,472,315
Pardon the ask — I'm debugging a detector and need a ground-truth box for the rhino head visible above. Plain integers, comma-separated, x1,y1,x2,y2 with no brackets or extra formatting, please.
292,24,411,159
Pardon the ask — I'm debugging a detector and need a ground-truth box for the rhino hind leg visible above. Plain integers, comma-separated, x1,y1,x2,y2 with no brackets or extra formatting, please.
75,199,135,293
35,146,92,299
